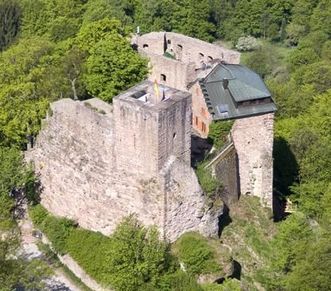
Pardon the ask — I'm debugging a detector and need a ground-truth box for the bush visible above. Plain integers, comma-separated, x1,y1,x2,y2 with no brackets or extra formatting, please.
208,121,233,149
235,36,259,52
196,163,221,197
159,271,203,291
66,228,114,283
41,216,75,254
173,232,220,276
29,204,49,227
202,279,241,291
66,215,175,290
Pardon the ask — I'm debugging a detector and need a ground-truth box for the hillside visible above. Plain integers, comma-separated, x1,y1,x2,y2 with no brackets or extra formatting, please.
1,0,331,290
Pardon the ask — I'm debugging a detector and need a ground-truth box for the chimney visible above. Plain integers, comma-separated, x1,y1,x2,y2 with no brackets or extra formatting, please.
222,79,229,90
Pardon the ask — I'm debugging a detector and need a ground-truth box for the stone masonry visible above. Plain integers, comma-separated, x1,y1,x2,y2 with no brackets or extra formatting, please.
134,32,274,207
231,114,274,207
133,32,240,91
27,81,222,242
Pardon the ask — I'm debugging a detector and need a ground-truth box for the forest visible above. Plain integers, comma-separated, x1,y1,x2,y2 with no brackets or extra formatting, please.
0,0,330,290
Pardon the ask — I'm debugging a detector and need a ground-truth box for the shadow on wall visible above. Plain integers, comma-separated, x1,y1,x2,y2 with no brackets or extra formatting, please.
218,204,232,237
273,137,299,221
214,259,242,283
191,134,213,168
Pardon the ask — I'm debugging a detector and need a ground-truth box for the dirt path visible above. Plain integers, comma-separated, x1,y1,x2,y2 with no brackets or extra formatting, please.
18,204,84,291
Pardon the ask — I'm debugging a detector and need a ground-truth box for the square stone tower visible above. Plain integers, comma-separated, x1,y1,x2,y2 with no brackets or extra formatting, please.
113,80,192,179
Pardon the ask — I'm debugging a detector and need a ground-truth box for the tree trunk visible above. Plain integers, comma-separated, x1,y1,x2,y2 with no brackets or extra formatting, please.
70,78,78,100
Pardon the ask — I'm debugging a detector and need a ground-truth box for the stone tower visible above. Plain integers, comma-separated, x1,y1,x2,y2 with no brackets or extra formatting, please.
113,80,191,179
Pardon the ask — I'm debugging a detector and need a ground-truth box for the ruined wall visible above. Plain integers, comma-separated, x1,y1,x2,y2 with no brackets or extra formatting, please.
213,145,239,206
142,52,196,91
165,32,240,65
161,158,222,240
27,95,221,241
137,32,241,66
136,32,165,55
157,94,192,168
190,82,213,138
27,98,164,235
113,97,160,178
231,113,274,207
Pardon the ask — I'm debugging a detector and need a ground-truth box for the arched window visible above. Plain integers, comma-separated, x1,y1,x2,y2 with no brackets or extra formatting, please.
161,74,167,82
167,39,171,44
207,56,213,62
177,44,183,51
143,44,149,48
199,52,204,59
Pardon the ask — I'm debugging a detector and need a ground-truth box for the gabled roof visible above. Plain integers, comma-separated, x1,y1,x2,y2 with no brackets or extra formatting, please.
200,63,276,120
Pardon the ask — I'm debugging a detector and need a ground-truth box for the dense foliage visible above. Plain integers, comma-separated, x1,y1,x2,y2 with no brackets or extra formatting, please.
1,0,331,289
173,232,221,275
0,146,51,289
30,207,210,290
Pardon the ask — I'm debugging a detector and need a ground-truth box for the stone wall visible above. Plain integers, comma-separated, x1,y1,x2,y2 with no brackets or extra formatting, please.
160,158,222,240
213,145,239,206
146,52,196,91
135,32,240,93
27,89,222,241
136,32,240,66
189,82,213,138
231,113,274,207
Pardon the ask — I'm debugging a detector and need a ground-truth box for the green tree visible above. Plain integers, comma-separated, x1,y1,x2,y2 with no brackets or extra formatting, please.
171,0,216,42
0,0,21,50
0,38,53,146
134,0,174,33
83,0,135,26
20,0,85,40
107,216,171,290
83,33,148,101
0,147,32,226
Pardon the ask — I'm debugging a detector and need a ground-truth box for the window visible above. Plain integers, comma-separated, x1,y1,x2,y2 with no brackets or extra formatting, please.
199,52,204,58
195,116,199,126
143,44,149,48
207,56,213,62
167,39,171,44
201,122,206,133
177,44,183,51
160,74,166,82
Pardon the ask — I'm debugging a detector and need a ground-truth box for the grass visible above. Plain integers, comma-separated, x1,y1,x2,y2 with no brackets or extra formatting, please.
60,265,93,291
219,196,276,289
240,40,292,66
37,242,92,291
172,232,228,277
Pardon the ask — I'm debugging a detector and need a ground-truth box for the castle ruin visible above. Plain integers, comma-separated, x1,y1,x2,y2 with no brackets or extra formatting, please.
134,32,276,207
28,32,276,242
27,81,221,241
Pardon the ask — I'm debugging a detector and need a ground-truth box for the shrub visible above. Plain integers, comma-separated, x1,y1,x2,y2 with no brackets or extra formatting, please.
173,232,220,276
208,121,233,149
159,271,203,291
66,228,113,283
235,36,259,52
196,163,221,197
29,204,49,227
41,216,75,254
202,279,241,291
